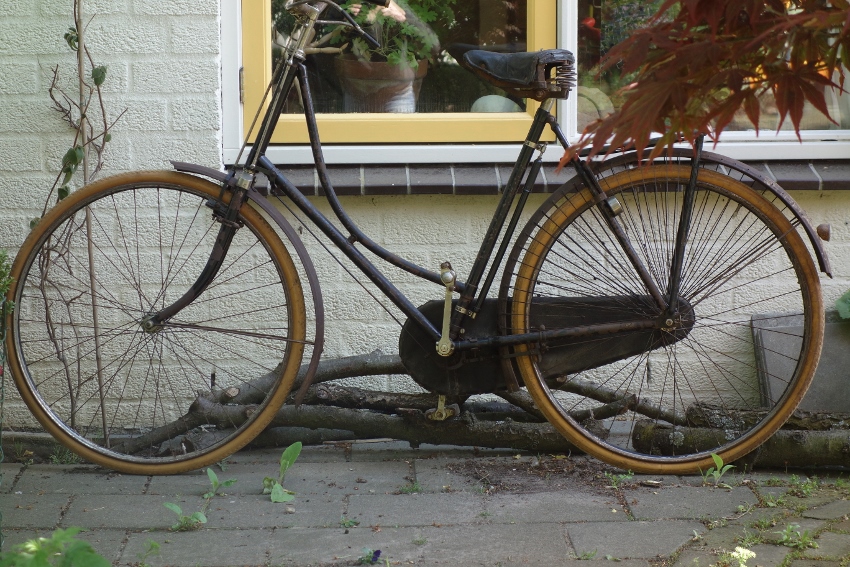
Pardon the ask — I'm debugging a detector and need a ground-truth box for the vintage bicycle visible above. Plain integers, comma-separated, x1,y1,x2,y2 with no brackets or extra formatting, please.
4,0,828,475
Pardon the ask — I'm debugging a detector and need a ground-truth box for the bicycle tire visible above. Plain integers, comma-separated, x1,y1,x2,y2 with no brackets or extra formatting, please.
505,164,823,474
6,171,307,474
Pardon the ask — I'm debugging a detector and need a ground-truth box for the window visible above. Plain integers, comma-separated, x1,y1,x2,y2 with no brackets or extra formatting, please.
223,0,850,163
240,0,558,144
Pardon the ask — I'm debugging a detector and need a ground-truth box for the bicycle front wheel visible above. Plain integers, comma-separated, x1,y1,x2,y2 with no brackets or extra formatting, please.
6,171,306,474
506,165,823,473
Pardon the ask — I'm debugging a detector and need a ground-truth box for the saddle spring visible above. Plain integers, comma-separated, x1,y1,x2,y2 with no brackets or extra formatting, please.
553,61,577,94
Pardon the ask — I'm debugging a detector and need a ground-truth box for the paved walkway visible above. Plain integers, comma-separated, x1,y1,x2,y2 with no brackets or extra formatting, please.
1,442,849,566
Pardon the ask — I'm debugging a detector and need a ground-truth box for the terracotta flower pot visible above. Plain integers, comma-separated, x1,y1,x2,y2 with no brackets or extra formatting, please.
334,55,428,113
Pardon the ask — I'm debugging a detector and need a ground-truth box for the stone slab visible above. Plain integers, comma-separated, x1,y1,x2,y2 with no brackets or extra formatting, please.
802,530,850,558
414,523,571,566
348,492,484,527
204,493,345,528
802,499,850,520
0,463,23,493
626,486,758,520
0,493,69,528
753,311,850,413
122,528,270,567
146,460,412,498
567,520,704,559
224,444,348,464
267,526,424,565
413,458,482,493
14,465,148,495
485,490,621,524
62,494,191,530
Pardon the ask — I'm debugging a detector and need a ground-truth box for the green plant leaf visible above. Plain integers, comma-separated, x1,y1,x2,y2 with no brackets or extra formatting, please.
104,132,112,143
262,476,276,494
711,452,723,471
221,479,237,488
279,441,302,481
207,468,219,488
270,483,294,503
163,502,183,515
91,65,107,86
63,146,83,167
64,27,79,50
190,511,208,524
58,186,70,200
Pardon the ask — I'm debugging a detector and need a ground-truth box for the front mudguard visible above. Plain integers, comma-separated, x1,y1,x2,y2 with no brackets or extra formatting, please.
170,161,325,402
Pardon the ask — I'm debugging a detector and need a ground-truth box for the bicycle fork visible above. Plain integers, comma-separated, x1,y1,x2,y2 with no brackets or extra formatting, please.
141,177,251,332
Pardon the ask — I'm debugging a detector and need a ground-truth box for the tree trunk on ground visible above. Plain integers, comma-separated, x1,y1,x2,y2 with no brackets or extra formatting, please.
632,422,850,468
111,351,850,464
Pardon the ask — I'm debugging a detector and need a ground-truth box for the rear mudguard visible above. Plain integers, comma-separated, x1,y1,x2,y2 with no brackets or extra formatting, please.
580,149,831,276
170,161,325,402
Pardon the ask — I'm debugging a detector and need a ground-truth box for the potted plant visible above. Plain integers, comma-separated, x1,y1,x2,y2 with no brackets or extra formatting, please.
332,0,455,112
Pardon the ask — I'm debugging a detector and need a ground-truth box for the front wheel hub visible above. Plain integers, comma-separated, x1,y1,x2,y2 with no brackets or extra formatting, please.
141,315,163,334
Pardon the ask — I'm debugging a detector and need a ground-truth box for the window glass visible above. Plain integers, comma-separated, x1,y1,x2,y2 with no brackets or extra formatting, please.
575,0,850,132
271,0,529,115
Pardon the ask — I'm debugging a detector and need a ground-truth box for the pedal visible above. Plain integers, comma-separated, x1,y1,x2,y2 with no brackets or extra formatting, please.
425,395,460,421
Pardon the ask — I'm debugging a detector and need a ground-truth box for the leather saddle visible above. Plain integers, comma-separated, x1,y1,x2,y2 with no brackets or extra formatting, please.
461,49,576,101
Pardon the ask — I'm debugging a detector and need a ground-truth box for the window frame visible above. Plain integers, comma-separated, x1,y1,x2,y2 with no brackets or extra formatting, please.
221,0,850,165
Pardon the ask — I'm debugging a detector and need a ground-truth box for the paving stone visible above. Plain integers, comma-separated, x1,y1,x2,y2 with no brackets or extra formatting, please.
788,561,844,567
75,528,129,563
348,492,484,527
803,500,850,520
224,444,348,464
763,518,824,544
204,493,345,528
63,494,190,530
147,460,411,499
747,543,793,566
415,523,571,566
413,458,482,493
14,465,148,495
486,490,620,524
122,528,271,567
267,526,423,565
803,531,850,558
0,493,69,528
627,486,758,520
672,548,718,566
0,463,23,492
566,520,703,559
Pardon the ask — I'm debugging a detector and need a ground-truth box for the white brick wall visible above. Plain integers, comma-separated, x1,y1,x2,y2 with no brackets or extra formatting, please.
0,0,222,252
1,0,849,430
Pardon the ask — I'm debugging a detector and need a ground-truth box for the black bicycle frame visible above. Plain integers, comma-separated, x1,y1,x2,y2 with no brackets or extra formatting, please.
155,2,706,353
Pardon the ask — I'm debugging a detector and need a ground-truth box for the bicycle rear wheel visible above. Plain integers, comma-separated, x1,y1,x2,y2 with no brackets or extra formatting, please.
505,165,823,473
6,171,306,474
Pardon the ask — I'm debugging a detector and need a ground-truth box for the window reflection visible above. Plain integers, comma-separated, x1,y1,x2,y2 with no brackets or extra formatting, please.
272,0,528,114
576,0,850,132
